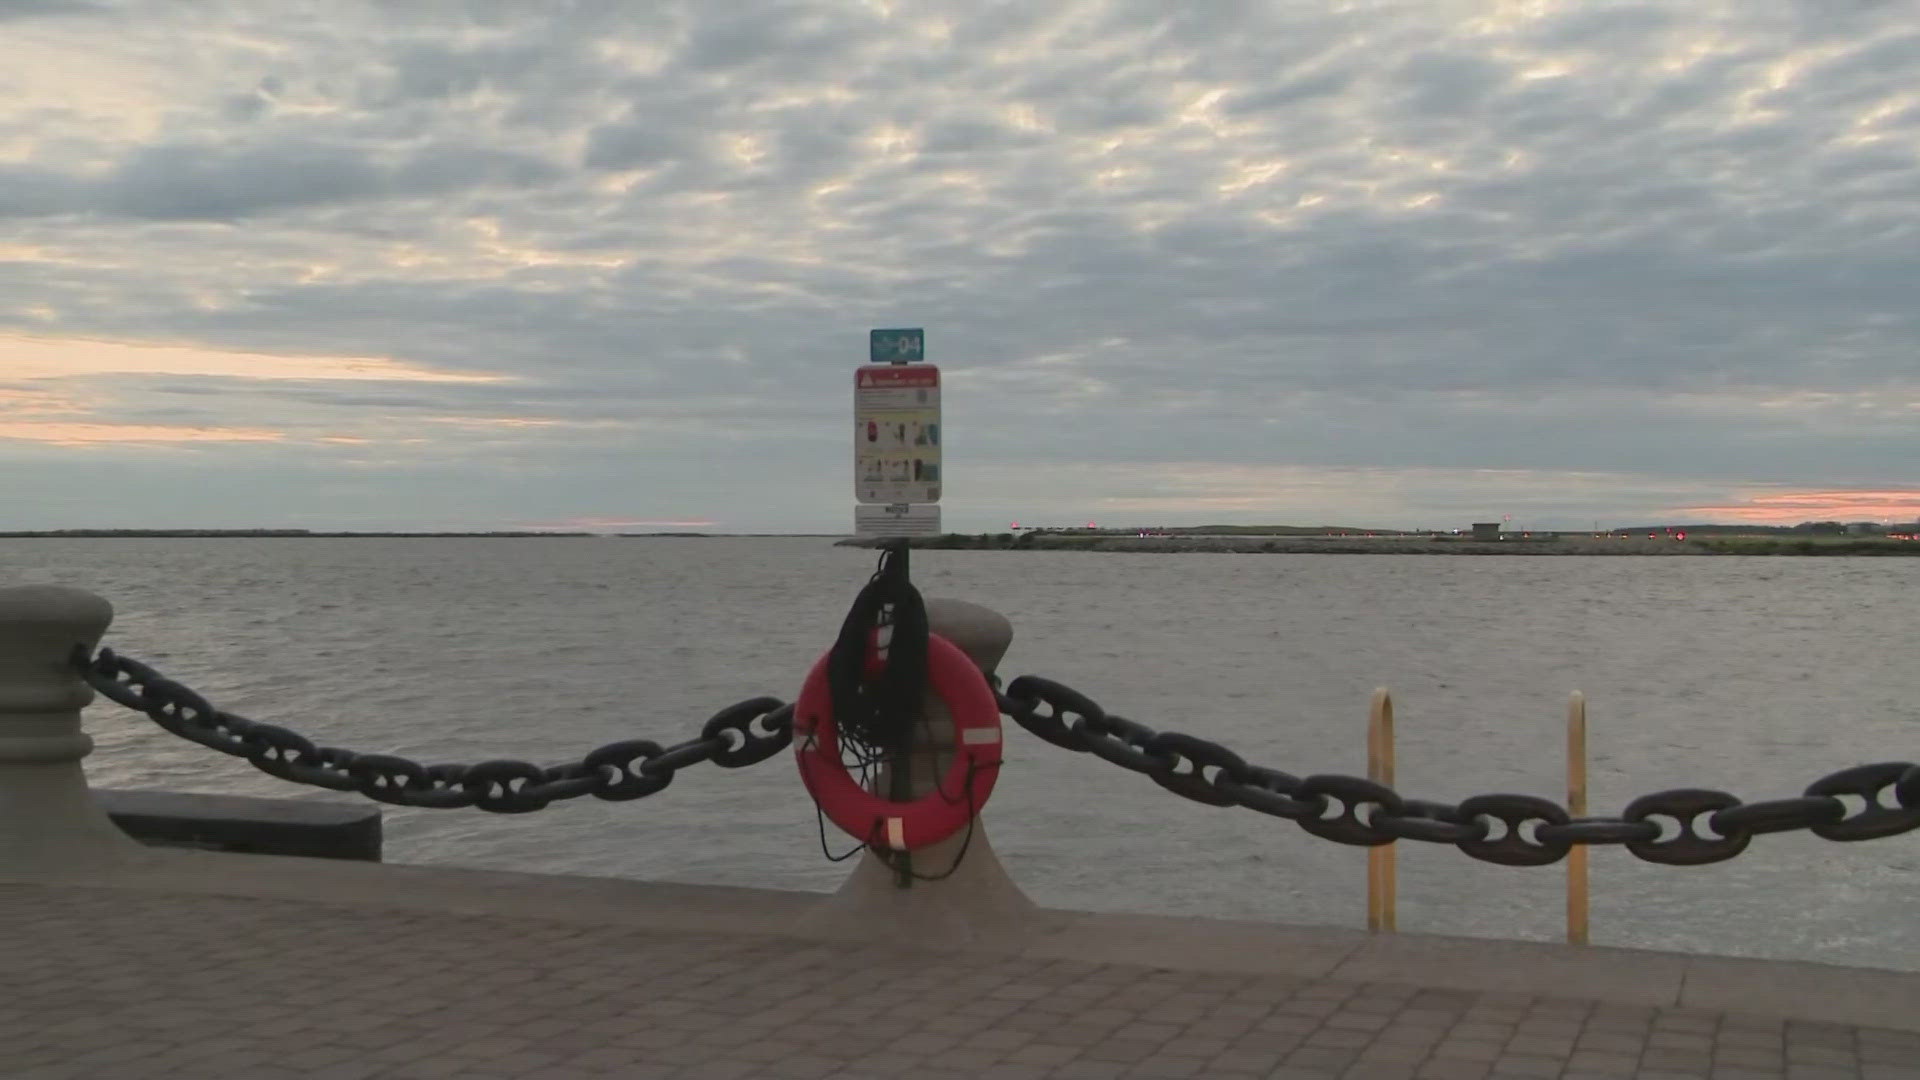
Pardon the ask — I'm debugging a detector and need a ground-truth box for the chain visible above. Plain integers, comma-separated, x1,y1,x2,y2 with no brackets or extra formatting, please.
73,644,1920,862
76,647,793,814
995,675,1920,866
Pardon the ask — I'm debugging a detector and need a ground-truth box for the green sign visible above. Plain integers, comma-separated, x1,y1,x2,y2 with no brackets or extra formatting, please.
870,328,924,364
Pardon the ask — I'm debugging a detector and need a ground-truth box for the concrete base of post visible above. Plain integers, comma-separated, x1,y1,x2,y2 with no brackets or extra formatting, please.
0,585,146,871
793,597,1040,947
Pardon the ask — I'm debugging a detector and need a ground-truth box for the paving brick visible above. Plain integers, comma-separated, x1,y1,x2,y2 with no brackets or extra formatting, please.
1002,1042,1081,1066
1720,1030,1788,1049
1374,1024,1446,1049
1120,1054,1211,1078
1657,1010,1725,1032
1347,1061,1422,1080
1080,1039,1163,1063
2,883,1911,1080
1653,1031,1719,1052
1398,1008,1467,1027
1788,1023,1860,1047
1285,1046,1359,1071
1489,1053,1564,1077
1504,1035,1575,1057
1415,1060,1493,1080
1645,1047,1718,1072
1566,1049,1640,1073
1579,1031,1650,1055
1326,1010,1393,1031
1207,1048,1289,1074
1304,1028,1374,1050
1513,1017,1582,1040
1228,1030,1304,1054
1859,1029,1920,1049
1354,1042,1431,1066
1431,1039,1505,1062
1782,1067,1861,1080
1863,1044,1920,1066
1050,1060,1133,1079
1717,1046,1788,1068
1787,1043,1862,1067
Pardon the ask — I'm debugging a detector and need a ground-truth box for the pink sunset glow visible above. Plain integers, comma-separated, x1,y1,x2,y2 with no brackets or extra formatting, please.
1679,491,1920,525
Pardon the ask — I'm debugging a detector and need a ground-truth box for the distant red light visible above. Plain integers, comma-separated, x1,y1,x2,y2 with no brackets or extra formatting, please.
1676,531,1687,541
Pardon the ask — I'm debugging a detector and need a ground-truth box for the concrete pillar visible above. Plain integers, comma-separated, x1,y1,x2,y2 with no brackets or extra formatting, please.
0,584,142,871
794,597,1039,946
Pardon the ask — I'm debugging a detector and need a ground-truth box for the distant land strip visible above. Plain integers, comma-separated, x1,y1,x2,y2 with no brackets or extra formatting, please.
838,532,1920,556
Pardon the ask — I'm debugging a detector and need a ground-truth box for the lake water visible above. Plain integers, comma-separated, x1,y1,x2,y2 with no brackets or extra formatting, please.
6,538,1916,971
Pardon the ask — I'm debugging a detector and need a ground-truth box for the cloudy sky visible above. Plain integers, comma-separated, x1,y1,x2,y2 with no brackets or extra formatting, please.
3,0,1918,533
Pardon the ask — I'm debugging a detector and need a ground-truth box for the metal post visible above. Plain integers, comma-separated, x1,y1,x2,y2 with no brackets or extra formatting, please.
1567,690,1590,945
0,585,140,872
1366,688,1397,933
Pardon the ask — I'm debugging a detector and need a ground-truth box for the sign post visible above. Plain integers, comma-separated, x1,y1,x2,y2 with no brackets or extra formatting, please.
855,328,940,536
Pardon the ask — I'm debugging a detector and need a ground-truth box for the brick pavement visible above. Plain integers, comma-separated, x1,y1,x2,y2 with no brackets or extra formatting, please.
3,884,1916,1080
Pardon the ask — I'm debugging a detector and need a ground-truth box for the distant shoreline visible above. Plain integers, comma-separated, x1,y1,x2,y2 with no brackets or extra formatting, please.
836,533,1920,556
6,530,1913,555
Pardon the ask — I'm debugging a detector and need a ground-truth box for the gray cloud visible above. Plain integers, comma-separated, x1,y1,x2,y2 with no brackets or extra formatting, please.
0,163,76,217
0,0,108,21
82,137,562,220
100,139,389,220
4,0,1920,530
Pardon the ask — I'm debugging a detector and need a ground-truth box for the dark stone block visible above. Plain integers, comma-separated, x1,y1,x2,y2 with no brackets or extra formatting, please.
96,788,382,861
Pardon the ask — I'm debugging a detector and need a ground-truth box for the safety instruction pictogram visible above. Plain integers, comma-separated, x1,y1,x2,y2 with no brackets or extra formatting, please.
854,364,940,505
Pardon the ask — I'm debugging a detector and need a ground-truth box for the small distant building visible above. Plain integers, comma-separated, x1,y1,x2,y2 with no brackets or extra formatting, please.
1471,522,1501,541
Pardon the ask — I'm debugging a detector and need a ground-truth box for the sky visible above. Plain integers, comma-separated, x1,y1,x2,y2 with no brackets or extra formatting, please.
3,0,1918,533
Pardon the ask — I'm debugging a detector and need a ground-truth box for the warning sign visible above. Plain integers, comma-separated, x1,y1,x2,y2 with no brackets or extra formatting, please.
855,503,941,536
855,364,940,505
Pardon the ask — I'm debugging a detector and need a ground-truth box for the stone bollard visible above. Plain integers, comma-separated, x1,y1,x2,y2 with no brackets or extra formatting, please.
0,584,143,872
793,597,1039,947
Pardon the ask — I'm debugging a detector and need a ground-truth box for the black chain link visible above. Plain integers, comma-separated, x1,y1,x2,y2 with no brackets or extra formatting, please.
997,675,1920,867
77,647,792,814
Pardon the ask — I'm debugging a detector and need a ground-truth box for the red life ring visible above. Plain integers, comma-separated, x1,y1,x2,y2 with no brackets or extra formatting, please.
793,632,1002,851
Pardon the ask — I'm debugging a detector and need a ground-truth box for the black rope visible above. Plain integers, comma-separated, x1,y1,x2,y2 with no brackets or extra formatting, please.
820,541,935,883
814,801,873,863
871,757,998,882
827,540,928,755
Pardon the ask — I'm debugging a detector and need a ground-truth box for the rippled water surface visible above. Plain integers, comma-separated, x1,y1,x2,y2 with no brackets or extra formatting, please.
7,538,1916,970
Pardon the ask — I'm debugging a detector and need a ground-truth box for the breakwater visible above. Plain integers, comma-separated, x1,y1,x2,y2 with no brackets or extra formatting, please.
840,533,1919,555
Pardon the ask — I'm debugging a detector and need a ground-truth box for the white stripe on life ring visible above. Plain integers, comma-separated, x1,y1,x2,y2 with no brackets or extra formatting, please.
886,817,906,850
961,727,1002,745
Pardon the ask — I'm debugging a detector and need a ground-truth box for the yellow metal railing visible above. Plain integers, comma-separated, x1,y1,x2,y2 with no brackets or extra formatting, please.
1365,688,1592,944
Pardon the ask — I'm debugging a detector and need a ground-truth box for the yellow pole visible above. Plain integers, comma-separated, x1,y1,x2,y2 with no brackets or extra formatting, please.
1567,690,1589,945
1367,688,1397,933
